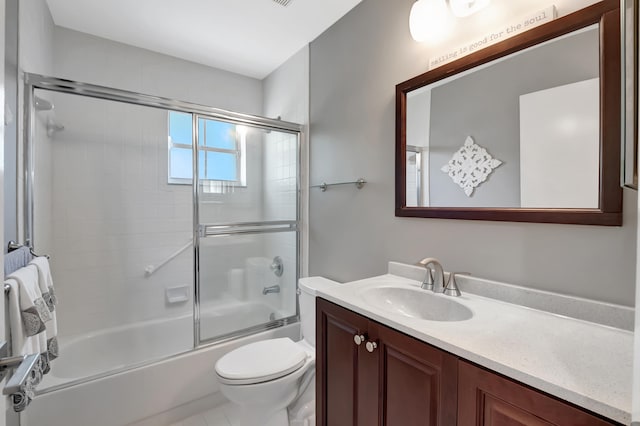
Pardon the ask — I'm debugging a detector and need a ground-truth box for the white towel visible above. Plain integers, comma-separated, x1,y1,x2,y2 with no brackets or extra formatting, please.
5,265,52,412
29,257,58,361
5,278,34,413
5,278,40,357
7,265,51,337
7,265,52,373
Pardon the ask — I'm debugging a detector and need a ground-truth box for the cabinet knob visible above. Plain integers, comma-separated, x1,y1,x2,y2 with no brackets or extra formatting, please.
354,334,366,345
366,341,378,353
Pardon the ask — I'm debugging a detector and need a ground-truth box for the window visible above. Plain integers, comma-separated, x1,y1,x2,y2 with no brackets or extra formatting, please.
168,111,246,185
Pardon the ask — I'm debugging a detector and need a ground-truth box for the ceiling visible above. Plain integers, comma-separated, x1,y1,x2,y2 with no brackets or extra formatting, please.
45,0,362,79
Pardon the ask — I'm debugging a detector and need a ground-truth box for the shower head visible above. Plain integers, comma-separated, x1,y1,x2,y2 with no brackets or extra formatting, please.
34,96,54,111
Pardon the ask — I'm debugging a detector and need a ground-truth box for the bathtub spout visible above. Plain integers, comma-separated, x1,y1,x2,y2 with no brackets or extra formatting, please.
262,285,280,295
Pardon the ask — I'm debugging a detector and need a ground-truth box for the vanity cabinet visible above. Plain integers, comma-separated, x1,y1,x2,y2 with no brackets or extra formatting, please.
316,298,620,426
457,361,615,426
316,298,458,426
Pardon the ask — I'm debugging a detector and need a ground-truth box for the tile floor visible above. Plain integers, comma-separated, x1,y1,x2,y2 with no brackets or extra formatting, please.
169,400,315,426
170,402,240,426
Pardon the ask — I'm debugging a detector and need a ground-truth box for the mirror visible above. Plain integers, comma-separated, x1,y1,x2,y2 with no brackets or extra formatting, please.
396,0,622,225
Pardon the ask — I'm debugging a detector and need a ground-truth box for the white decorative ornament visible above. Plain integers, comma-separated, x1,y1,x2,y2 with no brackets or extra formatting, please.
441,136,502,197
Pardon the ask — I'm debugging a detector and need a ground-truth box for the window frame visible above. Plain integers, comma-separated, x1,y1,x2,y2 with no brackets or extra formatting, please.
167,112,247,186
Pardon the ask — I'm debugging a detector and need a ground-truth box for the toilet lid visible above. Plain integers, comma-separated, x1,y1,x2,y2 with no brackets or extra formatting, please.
215,338,307,385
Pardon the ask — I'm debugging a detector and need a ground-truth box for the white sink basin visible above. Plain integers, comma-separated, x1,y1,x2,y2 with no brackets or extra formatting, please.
360,286,473,322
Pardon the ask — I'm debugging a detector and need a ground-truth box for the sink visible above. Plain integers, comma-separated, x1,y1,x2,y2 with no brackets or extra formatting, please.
360,286,473,322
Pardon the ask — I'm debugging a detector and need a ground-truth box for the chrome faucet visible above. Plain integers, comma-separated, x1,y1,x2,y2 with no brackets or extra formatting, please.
418,258,445,293
262,284,281,295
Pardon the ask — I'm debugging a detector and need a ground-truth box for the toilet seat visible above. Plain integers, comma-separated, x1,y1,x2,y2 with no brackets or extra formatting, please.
215,337,308,385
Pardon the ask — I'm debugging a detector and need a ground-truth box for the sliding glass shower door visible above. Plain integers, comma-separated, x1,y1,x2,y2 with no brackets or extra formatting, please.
30,89,195,390
26,74,301,390
193,116,299,342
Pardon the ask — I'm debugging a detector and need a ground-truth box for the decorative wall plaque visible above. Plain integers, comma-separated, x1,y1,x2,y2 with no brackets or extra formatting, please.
441,136,502,196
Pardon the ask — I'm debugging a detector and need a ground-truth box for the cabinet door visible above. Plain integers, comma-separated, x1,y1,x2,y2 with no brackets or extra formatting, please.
372,322,458,426
317,298,377,426
458,361,618,426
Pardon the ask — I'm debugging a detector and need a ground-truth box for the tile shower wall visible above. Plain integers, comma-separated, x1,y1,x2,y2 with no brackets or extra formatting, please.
44,93,194,336
262,130,298,315
263,46,310,309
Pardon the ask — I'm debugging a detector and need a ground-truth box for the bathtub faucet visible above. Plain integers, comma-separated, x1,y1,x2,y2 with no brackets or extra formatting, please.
262,285,280,295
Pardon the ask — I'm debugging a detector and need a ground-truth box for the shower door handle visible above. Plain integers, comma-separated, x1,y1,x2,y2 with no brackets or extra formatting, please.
3,353,40,395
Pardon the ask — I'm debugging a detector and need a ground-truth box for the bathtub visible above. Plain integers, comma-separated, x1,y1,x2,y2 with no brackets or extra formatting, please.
40,299,282,387
22,301,299,426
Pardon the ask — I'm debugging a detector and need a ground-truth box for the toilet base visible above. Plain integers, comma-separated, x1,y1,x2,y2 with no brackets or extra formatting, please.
223,379,315,426
289,401,315,426
288,375,315,425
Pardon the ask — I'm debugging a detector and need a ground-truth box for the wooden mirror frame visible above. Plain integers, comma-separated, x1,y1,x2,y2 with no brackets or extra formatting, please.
395,0,622,226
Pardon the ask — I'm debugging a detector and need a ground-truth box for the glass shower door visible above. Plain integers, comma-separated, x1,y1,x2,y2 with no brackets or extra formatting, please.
194,117,299,343
30,90,195,390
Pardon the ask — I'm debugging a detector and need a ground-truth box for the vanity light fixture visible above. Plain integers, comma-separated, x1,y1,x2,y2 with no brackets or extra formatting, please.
409,0,490,41
448,0,491,18
409,0,453,42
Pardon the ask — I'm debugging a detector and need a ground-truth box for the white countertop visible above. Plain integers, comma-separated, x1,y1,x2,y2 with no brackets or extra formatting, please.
317,273,633,424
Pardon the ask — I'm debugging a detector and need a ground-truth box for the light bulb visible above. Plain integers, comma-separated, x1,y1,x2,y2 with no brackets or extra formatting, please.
448,0,491,18
409,0,453,43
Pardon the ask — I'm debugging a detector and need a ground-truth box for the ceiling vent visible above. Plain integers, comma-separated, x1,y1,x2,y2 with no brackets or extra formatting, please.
272,0,293,6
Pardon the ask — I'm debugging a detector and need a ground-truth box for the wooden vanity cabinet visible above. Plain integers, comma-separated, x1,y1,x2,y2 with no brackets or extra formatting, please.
316,298,458,426
317,298,620,426
458,361,617,426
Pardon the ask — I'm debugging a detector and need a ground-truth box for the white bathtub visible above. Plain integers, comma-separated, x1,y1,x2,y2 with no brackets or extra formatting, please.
22,301,299,426
41,299,281,386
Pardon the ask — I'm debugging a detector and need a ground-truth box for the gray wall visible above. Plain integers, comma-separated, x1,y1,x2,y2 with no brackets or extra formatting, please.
308,0,637,306
429,27,599,207
4,0,18,246
52,27,263,115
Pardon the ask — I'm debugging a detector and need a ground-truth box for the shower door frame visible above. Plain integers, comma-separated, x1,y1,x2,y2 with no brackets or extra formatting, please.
23,73,303,370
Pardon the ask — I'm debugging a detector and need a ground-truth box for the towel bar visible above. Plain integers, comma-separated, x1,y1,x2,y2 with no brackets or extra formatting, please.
310,178,366,192
7,241,49,259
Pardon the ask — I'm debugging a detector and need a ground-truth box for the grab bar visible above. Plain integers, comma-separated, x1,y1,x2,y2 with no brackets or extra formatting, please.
144,240,192,277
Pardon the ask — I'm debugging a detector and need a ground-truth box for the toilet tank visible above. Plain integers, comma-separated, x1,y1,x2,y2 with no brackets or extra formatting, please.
298,277,340,347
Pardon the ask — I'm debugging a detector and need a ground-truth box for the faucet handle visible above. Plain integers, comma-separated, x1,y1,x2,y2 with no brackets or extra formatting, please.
421,267,434,290
443,272,470,297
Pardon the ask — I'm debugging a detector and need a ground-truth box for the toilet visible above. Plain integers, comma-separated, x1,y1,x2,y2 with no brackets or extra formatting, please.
215,276,339,426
